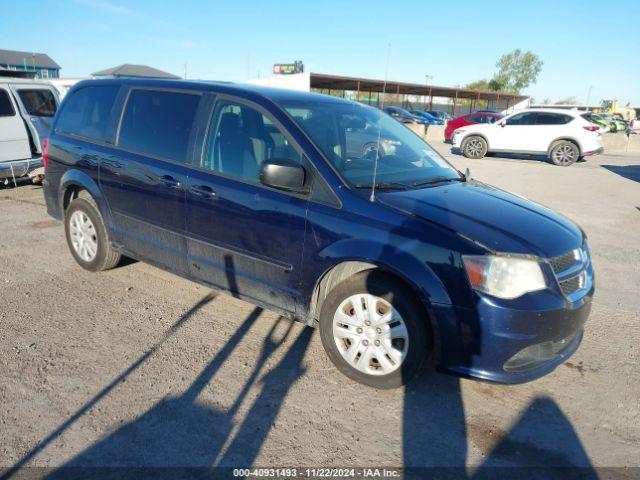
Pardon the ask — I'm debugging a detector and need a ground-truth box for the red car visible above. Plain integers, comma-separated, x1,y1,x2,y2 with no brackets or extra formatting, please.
445,112,503,141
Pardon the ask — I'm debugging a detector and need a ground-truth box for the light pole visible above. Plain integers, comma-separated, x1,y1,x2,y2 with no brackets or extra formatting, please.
585,85,594,111
424,75,433,108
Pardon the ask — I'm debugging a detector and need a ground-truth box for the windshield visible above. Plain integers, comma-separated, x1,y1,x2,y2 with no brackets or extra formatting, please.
281,100,461,188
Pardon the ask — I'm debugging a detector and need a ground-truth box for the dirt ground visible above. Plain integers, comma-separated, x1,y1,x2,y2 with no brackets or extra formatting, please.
1,145,639,478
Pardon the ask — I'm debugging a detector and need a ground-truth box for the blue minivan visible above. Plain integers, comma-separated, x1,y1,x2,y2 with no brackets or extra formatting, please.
43,78,594,389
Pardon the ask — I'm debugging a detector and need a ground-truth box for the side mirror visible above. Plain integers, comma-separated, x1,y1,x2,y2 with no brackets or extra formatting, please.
260,158,308,193
499,122,506,127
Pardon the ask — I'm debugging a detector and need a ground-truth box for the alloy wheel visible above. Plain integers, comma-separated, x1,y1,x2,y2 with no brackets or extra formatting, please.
552,145,576,165
465,138,484,158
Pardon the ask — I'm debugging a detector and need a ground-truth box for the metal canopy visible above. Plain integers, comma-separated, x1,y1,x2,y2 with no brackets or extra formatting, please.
309,72,527,102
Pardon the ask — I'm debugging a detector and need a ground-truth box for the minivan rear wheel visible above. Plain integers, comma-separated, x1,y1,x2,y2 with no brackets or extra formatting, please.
318,270,430,389
461,135,488,159
65,196,121,271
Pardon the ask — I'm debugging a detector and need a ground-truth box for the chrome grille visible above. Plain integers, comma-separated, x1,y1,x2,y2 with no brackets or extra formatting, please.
547,247,590,298
549,250,580,274
559,272,586,296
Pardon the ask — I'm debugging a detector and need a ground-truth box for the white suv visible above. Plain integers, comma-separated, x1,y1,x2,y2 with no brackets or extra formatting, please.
451,109,603,166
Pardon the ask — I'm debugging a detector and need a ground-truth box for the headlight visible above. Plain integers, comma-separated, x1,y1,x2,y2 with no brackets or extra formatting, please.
462,255,546,299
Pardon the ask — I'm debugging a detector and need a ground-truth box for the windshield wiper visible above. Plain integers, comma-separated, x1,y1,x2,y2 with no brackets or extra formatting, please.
354,181,410,190
412,176,464,187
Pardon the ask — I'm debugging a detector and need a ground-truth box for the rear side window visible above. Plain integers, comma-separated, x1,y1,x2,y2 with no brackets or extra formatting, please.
18,89,57,117
506,112,537,125
0,89,15,116
56,86,119,141
535,113,573,125
118,89,200,163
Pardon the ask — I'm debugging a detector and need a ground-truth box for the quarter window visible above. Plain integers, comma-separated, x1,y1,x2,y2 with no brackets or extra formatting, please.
18,89,57,117
119,89,200,163
56,86,119,141
0,89,15,117
202,100,302,183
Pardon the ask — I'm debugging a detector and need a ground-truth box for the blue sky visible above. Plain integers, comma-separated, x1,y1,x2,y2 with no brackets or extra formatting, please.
3,0,639,104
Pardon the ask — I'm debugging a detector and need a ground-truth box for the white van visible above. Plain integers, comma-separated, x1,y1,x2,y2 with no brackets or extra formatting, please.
0,78,59,184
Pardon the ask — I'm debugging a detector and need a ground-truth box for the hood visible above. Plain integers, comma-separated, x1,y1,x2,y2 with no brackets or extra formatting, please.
378,181,583,258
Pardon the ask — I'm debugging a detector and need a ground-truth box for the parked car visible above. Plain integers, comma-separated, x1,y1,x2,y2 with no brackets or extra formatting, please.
44,79,593,389
409,110,444,125
0,78,59,184
452,109,603,166
581,112,611,131
382,106,425,125
425,110,453,122
597,114,627,132
445,112,502,140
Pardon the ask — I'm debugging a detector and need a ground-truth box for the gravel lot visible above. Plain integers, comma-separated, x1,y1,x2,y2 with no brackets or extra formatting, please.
1,145,639,478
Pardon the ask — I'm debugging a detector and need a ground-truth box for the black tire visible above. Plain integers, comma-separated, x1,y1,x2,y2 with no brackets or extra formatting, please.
64,195,121,271
461,135,488,159
318,270,431,389
549,140,579,166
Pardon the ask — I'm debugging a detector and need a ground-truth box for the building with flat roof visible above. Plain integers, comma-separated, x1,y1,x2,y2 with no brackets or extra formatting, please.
0,49,60,79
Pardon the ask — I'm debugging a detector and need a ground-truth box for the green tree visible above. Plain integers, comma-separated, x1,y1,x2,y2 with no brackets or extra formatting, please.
555,96,579,105
466,79,491,91
494,49,543,93
465,77,506,92
466,50,542,94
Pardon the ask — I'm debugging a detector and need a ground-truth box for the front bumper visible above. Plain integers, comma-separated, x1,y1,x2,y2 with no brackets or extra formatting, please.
451,131,463,148
0,158,43,180
432,283,594,384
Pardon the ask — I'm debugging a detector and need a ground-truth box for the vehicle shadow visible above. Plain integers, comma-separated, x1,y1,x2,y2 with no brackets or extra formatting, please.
601,164,640,183
1,291,218,480
4,295,312,480
449,147,586,165
403,360,597,479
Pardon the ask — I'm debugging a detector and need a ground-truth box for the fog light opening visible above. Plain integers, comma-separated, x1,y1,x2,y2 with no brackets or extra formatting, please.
503,336,574,373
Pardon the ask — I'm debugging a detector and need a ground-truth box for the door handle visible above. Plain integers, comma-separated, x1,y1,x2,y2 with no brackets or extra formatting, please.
189,184,217,199
159,175,182,189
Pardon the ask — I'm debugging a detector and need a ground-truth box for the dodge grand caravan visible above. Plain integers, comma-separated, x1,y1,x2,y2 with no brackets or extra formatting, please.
43,79,594,389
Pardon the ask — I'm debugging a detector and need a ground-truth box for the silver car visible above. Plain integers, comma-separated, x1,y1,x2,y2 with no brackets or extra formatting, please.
0,78,59,184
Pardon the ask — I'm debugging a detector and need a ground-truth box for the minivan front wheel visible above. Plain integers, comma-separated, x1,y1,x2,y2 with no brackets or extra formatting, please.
65,196,121,271
319,271,430,389
461,136,488,159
